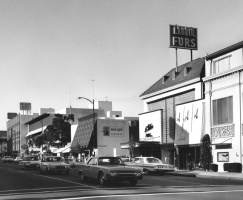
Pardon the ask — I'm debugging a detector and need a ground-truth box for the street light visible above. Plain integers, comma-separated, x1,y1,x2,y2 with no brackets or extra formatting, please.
77,97,95,148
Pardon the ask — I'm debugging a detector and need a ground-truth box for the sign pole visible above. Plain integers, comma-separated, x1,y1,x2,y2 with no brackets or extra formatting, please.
175,48,178,71
191,50,193,61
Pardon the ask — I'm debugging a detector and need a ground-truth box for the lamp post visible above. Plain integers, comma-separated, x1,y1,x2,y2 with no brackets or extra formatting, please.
77,97,95,148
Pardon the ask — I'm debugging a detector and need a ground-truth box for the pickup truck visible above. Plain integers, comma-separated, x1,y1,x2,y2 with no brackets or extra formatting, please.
78,156,143,186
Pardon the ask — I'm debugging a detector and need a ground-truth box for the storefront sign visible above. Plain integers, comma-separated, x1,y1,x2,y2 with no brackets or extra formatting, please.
169,25,198,50
110,127,123,137
139,110,162,142
175,100,204,145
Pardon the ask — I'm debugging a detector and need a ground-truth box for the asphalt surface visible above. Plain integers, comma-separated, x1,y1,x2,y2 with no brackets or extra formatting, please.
1,161,243,200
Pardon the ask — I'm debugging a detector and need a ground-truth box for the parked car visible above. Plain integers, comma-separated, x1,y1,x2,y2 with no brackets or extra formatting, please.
13,157,23,163
78,156,143,186
127,157,175,175
39,156,71,174
19,156,39,169
2,156,13,162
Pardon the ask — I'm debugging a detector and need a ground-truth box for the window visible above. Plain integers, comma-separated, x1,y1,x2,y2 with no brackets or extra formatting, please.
212,56,231,75
213,96,233,125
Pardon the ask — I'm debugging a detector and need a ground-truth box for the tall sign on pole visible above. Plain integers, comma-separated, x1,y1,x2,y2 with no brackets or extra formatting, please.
169,25,198,69
20,102,31,115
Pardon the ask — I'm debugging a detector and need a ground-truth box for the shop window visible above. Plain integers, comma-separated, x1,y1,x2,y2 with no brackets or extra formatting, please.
103,126,110,136
212,55,231,75
213,96,233,125
215,144,232,149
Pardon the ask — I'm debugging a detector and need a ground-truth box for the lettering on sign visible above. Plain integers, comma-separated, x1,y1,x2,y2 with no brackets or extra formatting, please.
212,124,235,138
169,25,198,50
110,127,123,137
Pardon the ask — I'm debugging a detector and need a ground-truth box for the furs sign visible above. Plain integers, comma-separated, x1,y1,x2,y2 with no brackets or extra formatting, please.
169,25,198,50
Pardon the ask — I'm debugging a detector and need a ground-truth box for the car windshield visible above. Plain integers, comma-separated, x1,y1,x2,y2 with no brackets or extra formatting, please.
98,157,123,165
46,157,62,162
24,157,38,161
146,158,161,163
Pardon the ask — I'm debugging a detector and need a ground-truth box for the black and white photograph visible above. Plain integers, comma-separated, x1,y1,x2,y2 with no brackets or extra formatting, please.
1,0,243,199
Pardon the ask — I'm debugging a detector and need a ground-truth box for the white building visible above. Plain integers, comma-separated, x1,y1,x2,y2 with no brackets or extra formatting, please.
204,41,243,172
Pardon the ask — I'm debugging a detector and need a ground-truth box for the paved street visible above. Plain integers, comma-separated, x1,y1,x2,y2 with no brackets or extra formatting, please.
1,162,243,200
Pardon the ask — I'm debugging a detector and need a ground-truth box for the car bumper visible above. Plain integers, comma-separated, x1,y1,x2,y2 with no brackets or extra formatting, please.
106,174,143,181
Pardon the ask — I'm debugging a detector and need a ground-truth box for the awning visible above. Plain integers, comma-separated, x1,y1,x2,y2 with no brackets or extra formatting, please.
71,114,97,149
25,126,46,137
212,138,232,145
30,147,40,152
55,144,71,154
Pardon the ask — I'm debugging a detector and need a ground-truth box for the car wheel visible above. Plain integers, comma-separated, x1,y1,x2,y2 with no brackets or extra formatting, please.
143,169,150,175
130,179,137,186
80,171,87,182
98,172,106,185
45,167,49,174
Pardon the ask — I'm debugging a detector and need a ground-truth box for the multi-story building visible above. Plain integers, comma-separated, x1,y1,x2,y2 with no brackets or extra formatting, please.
139,58,205,169
0,131,7,157
6,112,38,157
204,41,243,172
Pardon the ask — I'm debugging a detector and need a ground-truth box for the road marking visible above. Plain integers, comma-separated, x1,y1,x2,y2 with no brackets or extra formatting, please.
49,189,243,199
33,174,98,189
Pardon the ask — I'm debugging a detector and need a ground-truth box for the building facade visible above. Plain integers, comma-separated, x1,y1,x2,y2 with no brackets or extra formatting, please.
204,41,243,172
139,58,205,169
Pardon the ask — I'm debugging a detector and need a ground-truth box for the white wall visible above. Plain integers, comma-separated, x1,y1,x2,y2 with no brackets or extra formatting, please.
97,119,130,157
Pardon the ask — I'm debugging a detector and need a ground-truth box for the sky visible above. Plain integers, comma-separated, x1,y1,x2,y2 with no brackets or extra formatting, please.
1,0,243,130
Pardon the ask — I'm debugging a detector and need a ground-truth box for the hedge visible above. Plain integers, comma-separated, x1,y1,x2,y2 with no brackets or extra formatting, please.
223,163,242,173
209,163,218,172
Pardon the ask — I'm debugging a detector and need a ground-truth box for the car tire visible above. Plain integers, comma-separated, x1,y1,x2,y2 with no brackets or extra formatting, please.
80,171,87,182
98,172,106,185
143,169,150,175
130,179,137,186
45,167,49,174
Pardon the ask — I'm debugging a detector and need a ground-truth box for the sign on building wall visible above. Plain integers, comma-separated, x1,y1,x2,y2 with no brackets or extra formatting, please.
169,25,198,50
20,102,31,110
139,110,162,142
175,100,205,145
103,126,124,137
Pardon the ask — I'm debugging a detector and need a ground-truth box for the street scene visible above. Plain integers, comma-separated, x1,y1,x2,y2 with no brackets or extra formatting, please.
1,0,243,199
1,161,243,200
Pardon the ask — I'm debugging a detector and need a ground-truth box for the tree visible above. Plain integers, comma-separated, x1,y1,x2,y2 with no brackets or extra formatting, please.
33,114,74,148
129,135,137,158
200,134,212,171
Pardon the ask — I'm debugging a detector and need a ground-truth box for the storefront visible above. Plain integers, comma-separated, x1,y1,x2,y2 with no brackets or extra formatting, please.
175,99,205,169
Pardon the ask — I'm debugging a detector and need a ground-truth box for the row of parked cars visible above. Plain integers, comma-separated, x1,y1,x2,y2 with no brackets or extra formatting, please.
1,155,175,186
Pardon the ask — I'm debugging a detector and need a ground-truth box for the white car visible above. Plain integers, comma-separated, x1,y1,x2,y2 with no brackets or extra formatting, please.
2,156,12,162
128,157,175,175
39,156,71,174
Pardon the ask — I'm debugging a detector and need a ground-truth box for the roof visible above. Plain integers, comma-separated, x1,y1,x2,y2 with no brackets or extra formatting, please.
206,41,243,61
140,58,205,98
25,113,50,125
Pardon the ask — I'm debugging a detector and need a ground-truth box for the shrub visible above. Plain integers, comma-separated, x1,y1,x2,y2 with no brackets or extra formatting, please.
224,163,242,173
209,163,218,172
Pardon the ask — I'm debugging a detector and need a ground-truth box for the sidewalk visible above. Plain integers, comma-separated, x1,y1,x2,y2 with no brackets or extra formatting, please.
167,169,243,181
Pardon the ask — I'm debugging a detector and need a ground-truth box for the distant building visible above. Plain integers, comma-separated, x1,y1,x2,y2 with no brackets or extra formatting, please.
0,130,7,157
6,112,39,157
